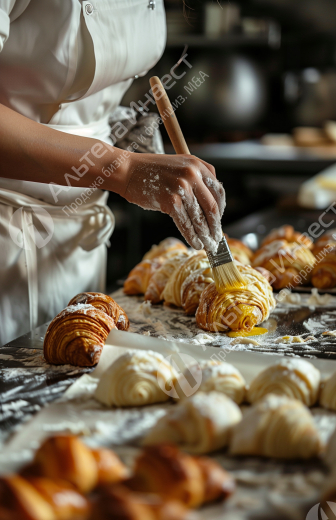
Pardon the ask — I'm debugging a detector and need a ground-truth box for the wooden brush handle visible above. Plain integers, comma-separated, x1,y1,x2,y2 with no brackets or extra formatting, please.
150,76,190,155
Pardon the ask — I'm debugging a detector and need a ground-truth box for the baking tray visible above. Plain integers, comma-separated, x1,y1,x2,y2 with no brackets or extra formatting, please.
1,334,336,520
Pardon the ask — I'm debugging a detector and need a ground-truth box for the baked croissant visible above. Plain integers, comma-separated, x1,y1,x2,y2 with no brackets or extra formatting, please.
127,444,204,508
225,235,253,266
68,292,129,331
144,252,190,304
23,435,127,494
181,267,213,315
43,305,115,367
196,456,235,504
312,228,336,256
92,485,190,520
175,360,246,404
230,394,322,459
142,392,242,454
124,258,166,295
28,478,90,520
311,245,336,289
261,225,313,249
94,350,178,407
143,237,188,261
0,475,90,520
196,264,275,333
128,444,234,508
162,251,209,308
247,358,321,406
320,370,336,410
0,475,56,520
252,239,316,289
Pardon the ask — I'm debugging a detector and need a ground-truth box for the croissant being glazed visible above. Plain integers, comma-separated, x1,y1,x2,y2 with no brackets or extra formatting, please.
181,267,213,315
43,304,115,366
252,239,316,289
247,359,320,406
143,392,242,454
261,225,313,249
143,237,188,261
162,251,209,308
230,394,322,459
196,264,275,333
124,258,166,295
68,292,129,331
94,350,178,407
144,252,191,304
311,245,336,289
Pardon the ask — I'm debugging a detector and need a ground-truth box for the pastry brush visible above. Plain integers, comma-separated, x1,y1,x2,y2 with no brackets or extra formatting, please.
149,76,246,291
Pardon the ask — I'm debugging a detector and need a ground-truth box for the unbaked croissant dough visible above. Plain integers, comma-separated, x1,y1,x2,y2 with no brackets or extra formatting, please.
175,360,246,404
94,350,178,407
247,358,321,406
230,394,322,459
68,292,129,330
320,370,336,410
162,251,210,307
142,391,242,454
181,267,213,315
144,251,191,304
196,264,276,333
226,235,253,266
43,304,115,367
143,237,188,261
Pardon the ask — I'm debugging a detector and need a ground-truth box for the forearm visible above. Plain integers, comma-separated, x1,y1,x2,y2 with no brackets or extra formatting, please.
0,103,130,195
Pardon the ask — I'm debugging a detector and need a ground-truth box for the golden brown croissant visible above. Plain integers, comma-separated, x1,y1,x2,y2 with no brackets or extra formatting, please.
252,239,316,289
144,252,191,304
311,245,336,289
124,258,166,296
225,235,253,265
24,435,127,494
0,475,56,520
312,228,336,256
68,292,129,331
127,444,204,508
261,225,313,249
28,478,90,520
92,485,190,520
196,457,235,504
162,251,209,308
196,264,276,333
143,238,188,261
43,305,115,366
181,267,213,315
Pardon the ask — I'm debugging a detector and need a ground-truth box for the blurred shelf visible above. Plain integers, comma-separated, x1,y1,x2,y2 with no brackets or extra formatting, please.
164,141,336,174
166,33,279,49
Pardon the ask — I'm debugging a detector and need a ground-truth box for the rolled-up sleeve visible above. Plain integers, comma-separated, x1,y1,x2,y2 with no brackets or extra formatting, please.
0,1,17,52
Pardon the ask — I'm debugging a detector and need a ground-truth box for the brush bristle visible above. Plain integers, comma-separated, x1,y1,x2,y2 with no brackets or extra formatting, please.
212,261,246,292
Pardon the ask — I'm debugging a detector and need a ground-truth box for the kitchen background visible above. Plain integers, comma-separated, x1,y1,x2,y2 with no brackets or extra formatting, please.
106,0,336,291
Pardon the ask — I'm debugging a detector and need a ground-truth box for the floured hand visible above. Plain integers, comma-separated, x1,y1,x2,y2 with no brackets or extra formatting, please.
122,153,225,251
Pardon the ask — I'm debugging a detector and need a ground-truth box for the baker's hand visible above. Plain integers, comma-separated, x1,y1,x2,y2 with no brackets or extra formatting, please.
122,153,225,251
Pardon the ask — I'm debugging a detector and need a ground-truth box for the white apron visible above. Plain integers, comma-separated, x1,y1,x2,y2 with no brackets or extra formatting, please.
0,0,166,345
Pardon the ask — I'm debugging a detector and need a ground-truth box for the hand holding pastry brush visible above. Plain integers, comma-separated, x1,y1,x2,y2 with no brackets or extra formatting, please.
149,76,246,291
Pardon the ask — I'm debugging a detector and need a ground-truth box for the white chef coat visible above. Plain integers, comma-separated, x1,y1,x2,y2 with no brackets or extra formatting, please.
0,0,166,345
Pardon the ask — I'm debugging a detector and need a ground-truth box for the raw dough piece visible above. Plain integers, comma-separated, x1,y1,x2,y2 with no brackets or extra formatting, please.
142,391,242,454
230,394,322,459
320,370,336,410
95,350,178,407
247,358,320,406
